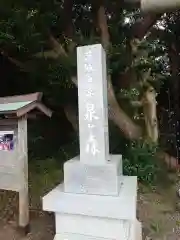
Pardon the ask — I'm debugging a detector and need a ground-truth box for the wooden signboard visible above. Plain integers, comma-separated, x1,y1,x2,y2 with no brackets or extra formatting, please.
0,92,52,233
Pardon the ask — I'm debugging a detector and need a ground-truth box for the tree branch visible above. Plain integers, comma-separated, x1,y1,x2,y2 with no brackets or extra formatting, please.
34,50,60,59
48,34,68,57
148,27,166,40
63,0,76,53
64,104,79,132
34,33,68,59
131,13,162,40
0,50,32,72
63,0,73,38
119,13,161,89
71,75,142,139
94,1,142,139
97,4,110,50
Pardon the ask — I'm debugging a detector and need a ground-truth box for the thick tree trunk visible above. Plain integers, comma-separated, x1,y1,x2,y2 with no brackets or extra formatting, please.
94,1,143,139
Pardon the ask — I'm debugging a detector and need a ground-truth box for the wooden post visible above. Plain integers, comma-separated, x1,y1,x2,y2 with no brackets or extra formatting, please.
17,115,29,232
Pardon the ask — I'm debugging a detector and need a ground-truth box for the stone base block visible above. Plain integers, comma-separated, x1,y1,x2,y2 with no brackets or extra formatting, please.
43,176,137,220
43,176,141,240
64,154,122,196
53,215,142,240
54,233,112,240
55,213,138,240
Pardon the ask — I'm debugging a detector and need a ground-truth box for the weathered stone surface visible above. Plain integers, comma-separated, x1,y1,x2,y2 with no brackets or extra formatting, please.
64,155,122,196
55,213,133,239
77,44,109,165
42,43,142,240
43,176,137,220
54,216,142,240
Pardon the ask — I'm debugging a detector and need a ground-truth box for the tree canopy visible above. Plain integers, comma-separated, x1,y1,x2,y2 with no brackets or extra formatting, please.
0,0,180,169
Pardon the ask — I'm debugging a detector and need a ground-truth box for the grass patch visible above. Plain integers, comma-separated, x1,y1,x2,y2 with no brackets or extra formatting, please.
29,157,63,208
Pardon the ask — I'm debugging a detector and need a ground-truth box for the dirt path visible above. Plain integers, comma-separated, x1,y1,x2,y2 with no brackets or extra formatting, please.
0,190,54,240
0,213,54,240
138,189,178,239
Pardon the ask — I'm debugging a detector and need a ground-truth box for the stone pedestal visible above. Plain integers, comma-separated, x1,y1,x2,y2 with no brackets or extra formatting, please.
42,44,142,240
64,155,122,196
43,158,142,240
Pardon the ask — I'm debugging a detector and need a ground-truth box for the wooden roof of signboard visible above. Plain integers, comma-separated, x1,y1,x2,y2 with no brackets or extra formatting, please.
0,92,52,118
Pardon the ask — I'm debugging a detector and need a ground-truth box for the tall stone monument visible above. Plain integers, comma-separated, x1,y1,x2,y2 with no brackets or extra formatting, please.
43,44,142,240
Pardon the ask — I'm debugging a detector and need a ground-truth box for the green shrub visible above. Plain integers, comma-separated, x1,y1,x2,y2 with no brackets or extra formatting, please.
123,140,161,185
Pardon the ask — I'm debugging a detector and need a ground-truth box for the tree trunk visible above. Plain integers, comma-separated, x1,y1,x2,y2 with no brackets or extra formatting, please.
157,151,179,170
168,43,180,164
168,43,180,119
63,0,73,38
119,13,162,89
107,79,142,139
131,13,162,39
143,85,158,142
94,1,143,139
63,104,79,132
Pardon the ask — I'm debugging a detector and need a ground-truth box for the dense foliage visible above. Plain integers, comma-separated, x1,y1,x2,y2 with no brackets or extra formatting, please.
0,0,180,183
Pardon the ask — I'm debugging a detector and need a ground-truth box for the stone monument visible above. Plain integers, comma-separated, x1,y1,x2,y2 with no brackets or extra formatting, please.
43,44,142,240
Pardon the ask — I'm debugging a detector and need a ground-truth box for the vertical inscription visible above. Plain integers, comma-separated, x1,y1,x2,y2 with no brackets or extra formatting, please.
83,50,100,156
77,44,109,165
